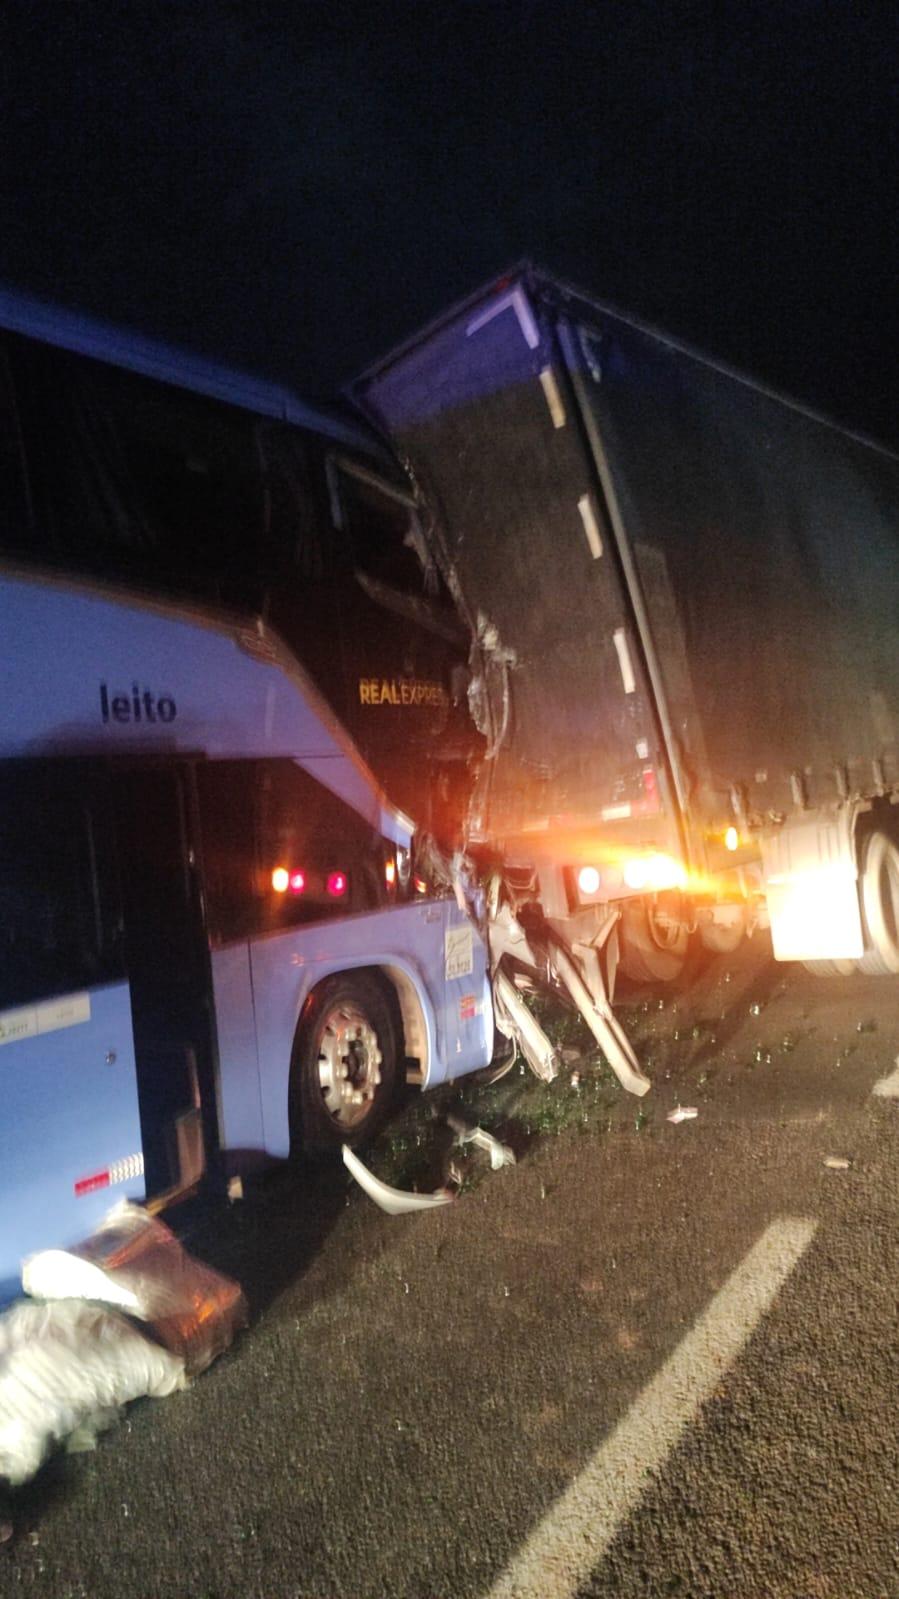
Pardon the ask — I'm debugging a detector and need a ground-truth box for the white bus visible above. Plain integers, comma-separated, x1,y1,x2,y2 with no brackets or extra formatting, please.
0,295,494,1300
0,564,495,1301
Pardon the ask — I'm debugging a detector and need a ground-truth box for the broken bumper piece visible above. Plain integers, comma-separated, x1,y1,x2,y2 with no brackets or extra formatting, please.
342,1145,457,1215
446,1115,516,1170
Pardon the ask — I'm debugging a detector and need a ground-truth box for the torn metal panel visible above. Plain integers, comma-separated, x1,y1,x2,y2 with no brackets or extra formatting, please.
549,940,650,1098
493,969,560,1083
487,899,649,1097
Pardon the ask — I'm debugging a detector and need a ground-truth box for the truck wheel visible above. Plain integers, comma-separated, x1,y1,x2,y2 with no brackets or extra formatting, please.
290,973,401,1153
858,829,899,975
802,959,858,977
618,899,689,984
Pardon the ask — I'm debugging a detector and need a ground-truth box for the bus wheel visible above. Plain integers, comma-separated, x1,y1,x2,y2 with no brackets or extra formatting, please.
290,973,401,1153
618,897,689,984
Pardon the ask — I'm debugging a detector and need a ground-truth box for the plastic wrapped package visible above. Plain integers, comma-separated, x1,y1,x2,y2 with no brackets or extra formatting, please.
0,1298,187,1486
23,1202,248,1377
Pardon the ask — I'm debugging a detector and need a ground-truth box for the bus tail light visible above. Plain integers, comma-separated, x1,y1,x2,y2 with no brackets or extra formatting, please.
289,870,306,894
327,871,348,898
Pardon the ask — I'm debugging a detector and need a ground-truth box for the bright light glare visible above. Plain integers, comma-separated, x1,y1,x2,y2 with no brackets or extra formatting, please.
577,865,601,896
623,853,687,892
271,866,290,893
725,826,739,852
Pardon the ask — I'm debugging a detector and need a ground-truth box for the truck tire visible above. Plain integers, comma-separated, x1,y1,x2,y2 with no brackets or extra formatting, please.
858,829,899,975
617,898,689,984
802,959,858,978
289,973,402,1154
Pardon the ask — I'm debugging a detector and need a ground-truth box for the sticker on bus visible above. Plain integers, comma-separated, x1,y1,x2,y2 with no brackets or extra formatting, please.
445,925,473,981
0,992,91,1047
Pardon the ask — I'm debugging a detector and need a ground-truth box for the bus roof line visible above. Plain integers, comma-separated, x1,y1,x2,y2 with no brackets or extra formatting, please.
0,285,378,454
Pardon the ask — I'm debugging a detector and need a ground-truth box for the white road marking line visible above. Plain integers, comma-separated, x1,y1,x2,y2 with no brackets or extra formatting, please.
486,1215,817,1599
872,1057,899,1098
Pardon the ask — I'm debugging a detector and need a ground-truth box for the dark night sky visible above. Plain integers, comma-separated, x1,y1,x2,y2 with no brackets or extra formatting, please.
1,1,897,441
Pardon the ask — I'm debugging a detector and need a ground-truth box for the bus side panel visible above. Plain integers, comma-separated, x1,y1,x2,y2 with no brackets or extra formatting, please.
430,900,495,1088
0,982,145,1302
210,943,266,1159
247,903,491,1157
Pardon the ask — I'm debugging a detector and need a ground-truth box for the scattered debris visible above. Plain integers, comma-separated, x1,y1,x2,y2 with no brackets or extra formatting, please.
0,1205,248,1512
342,1144,456,1214
0,1298,187,1487
23,1203,247,1376
823,1156,852,1170
666,1106,699,1124
446,1115,516,1170
872,1059,899,1099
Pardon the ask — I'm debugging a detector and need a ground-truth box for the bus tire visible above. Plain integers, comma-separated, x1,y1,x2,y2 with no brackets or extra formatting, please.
290,972,401,1154
617,898,689,985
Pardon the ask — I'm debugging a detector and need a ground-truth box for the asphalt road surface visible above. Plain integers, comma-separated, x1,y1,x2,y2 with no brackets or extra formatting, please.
3,938,897,1598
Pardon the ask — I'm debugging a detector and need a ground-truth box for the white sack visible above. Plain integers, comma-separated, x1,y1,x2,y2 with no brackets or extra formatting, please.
0,1298,187,1486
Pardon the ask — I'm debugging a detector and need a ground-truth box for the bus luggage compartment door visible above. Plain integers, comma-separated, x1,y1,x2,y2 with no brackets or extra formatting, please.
0,982,147,1303
0,758,148,1302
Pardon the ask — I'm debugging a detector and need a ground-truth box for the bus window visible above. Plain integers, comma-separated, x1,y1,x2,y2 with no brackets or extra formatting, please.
8,338,265,602
196,759,393,944
328,458,442,597
257,424,329,583
194,761,259,946
0,339,32,550
0,763,124,1008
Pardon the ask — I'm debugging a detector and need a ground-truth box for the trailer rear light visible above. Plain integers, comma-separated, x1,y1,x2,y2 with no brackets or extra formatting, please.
289,870,306,894
326,871,348,898
577,866,601,896
623,853,687,892
271,866,290,893
385,857,397,888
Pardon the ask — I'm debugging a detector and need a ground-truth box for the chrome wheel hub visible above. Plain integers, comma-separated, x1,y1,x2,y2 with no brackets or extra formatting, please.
316,1002,383,1128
